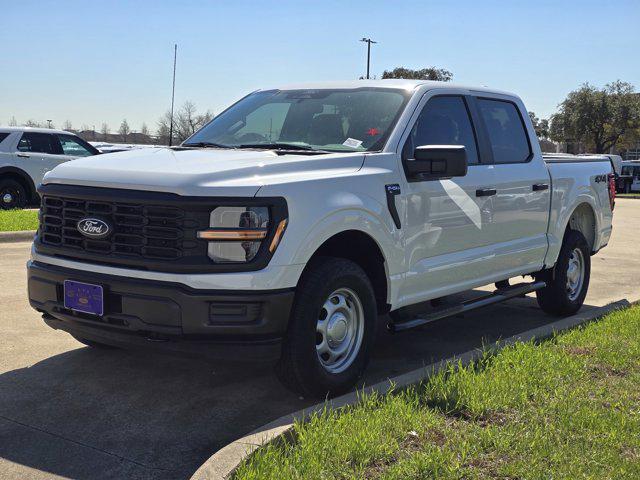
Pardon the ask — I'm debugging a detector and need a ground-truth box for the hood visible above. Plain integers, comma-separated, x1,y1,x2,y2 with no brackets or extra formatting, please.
43,147,365,197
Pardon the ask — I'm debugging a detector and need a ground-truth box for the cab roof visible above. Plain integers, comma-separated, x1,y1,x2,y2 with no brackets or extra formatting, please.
261,79,517,97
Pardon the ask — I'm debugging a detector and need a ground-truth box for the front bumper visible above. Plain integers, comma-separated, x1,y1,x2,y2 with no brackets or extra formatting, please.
27,261,295,362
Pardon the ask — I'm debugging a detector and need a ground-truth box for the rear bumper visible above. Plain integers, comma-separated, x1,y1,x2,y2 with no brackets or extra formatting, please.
27,261,295,362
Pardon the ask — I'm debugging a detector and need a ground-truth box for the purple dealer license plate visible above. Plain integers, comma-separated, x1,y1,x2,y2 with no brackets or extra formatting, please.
64,280,104,316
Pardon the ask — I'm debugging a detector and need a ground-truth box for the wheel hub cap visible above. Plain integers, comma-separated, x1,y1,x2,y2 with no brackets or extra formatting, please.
2,193,12,204
566,248,585,301
326,313,348,346
315,287,365,374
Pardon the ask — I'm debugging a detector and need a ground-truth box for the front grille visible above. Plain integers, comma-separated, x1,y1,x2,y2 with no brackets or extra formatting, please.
39,193,210,266
35,184,288,274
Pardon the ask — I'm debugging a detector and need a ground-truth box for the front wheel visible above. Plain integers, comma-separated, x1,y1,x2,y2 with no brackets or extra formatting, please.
536,230,590,316
0,179,27,209
276,257,377,398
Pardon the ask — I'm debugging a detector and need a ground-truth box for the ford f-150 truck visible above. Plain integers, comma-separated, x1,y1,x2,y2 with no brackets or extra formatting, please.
27,80,615,397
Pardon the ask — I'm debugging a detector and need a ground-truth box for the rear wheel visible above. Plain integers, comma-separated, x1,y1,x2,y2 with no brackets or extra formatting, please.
276,257,377,398
0,179,27,209
536,230,590,316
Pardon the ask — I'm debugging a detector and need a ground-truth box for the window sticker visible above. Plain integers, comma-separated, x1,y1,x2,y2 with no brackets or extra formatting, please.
342,137,363,148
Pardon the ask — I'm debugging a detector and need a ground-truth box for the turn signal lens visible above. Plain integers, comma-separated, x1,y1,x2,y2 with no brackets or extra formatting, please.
269,219,288,253
197,230,268,240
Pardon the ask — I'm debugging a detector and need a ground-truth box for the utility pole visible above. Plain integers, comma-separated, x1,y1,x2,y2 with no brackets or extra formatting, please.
168,43,177,146
360,37,377,79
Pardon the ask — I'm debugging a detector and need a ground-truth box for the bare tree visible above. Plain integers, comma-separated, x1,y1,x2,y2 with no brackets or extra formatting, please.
119,119,131,142
141,122,149,137
157,101,213,145
24,119,42,127
100,122,110,140
8,116,18,126
63,120,73,131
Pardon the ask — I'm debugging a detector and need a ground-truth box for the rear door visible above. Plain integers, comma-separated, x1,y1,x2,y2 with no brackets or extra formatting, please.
474,96,551,276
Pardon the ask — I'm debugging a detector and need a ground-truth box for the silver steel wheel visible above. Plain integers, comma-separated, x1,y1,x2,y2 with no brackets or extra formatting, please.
315,287,365,374
566,247,585,301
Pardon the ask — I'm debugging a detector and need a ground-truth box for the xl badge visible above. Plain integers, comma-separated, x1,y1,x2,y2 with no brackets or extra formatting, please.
77,218,112,239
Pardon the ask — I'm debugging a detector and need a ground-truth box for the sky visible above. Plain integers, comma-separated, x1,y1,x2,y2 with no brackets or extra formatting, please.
1,0,638,133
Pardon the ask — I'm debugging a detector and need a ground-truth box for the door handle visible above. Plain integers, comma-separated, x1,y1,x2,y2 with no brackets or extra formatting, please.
476,188,497,197
16,153,30,158
532,183,549,191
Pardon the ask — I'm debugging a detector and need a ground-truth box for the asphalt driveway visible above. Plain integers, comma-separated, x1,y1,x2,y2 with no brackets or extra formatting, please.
1,199,638,479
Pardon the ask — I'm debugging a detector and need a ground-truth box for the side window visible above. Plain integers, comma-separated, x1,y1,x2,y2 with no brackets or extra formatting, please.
57,134,94,157
477,99,531,164
0,132,10,144
17,132,59,154
402,96,479,164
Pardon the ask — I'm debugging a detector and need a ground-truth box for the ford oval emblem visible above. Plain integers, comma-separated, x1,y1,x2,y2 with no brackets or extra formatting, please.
77,218,112,239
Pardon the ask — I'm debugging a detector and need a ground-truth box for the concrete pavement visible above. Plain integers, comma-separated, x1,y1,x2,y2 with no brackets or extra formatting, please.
1,199,638,479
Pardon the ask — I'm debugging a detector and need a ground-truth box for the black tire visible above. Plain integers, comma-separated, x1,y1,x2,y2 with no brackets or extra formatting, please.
536,230,590,316
0,179,27,209
72,335,118,349
276,257,377,398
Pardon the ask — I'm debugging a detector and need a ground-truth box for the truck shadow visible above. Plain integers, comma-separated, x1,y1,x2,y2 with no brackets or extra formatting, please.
0,294,604,480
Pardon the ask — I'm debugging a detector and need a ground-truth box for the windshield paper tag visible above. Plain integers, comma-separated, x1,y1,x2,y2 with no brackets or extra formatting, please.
343,138,363,149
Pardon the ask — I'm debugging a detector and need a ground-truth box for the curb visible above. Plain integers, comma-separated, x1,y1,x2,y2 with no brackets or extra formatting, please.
190,298,633,480
0,230,36,243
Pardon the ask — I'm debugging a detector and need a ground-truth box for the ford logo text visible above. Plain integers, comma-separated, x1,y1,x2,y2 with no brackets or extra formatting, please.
77,218,112,239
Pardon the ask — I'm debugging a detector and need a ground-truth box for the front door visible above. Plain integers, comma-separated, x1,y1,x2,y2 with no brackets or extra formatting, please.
396,93,497,308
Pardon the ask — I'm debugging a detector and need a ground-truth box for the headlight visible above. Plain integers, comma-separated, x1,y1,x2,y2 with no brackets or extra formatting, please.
197,206,287,263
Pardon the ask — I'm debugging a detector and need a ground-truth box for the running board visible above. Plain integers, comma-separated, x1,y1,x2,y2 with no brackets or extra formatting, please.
387,281,546,333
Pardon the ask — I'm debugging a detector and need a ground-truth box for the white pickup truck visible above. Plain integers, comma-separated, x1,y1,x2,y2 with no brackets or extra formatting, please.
27,80,615,397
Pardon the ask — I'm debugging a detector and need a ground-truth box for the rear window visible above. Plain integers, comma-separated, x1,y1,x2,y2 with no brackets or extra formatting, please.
17,132,59,154
478,99,531,164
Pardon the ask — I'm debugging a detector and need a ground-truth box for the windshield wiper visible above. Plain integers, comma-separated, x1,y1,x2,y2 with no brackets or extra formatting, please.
236,142,317,151
182,141,235,148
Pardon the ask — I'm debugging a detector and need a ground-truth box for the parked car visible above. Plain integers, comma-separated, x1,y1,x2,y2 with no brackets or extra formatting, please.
27,80,615,397
620,161,640,193
0,127,99,209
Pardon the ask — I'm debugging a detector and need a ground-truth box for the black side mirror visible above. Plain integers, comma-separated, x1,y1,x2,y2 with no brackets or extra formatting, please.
405,145,468,181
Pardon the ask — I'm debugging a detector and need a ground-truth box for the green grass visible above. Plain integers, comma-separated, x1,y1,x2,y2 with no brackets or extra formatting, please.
0,209,39,232
234,306,640,480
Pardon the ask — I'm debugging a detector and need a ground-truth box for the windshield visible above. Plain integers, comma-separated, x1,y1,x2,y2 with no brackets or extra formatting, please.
184,88,410,152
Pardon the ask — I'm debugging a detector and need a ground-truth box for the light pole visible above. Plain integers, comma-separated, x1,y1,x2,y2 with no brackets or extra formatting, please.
360,37,377,79
46,119,52,129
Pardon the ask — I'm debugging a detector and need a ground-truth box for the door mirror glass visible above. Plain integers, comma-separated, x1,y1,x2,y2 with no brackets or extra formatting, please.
406,145,468,180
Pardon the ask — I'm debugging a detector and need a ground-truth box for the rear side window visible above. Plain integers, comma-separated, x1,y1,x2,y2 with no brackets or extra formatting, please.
477,99,531,164
403,96,479,164
0,132,10,144
17,132,59,154
57,134,95,157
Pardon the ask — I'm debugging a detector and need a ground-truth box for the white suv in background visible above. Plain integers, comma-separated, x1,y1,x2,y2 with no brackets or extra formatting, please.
0,127,99,209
